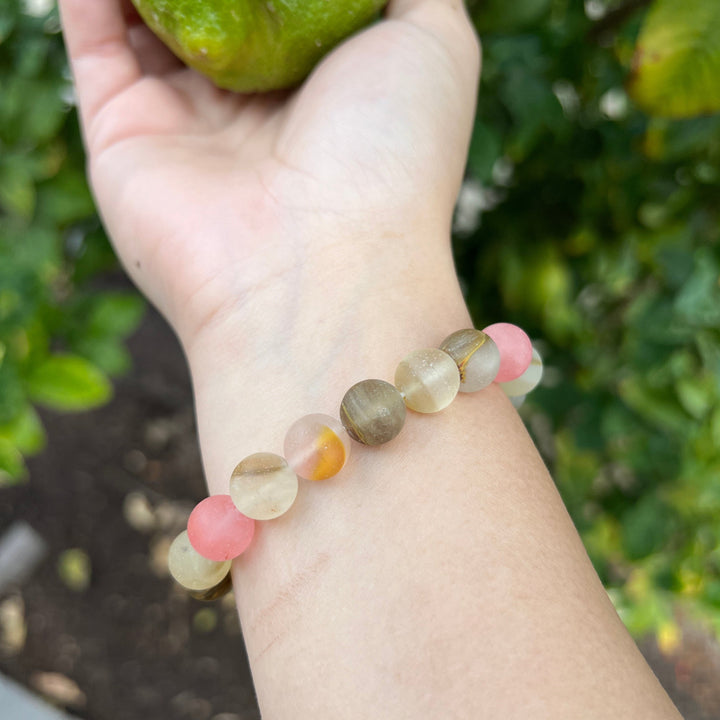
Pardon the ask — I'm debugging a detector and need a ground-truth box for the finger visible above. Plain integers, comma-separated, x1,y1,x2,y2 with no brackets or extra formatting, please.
386,0,481,81
58,0,142,136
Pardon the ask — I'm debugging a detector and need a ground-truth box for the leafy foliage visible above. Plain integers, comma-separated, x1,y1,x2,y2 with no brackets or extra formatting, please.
460,0,720,641
0,0,143,483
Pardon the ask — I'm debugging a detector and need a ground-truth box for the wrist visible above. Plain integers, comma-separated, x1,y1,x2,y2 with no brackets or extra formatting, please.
182,230,471,493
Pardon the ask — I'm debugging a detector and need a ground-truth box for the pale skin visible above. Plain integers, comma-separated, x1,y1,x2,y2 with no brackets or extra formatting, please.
58,0,682,717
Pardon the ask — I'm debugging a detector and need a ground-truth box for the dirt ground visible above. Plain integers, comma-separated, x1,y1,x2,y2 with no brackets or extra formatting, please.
1,305,719,719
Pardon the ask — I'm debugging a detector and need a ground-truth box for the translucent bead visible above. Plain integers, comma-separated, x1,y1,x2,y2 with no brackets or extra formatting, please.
394,348,460,413
500,347,543,397
187,494,255,561
340,379,406,446
168,530,232,592
482,323,532,383
189,572,233,601
229,452,298,520
284,413,351,481
439,329,501,392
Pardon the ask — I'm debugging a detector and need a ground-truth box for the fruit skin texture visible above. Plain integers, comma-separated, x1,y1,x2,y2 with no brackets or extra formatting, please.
131,0,389,92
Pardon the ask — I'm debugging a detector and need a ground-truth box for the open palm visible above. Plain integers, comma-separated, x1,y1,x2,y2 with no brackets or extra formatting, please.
59,0,480,344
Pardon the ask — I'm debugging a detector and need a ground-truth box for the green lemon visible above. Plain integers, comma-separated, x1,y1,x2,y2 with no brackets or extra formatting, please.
132,0,389,92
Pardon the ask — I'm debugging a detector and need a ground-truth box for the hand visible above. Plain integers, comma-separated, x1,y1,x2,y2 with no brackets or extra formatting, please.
59,0,480,348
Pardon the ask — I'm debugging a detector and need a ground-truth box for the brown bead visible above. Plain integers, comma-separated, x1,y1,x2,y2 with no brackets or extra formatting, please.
340,379,406,446
188,571,233,601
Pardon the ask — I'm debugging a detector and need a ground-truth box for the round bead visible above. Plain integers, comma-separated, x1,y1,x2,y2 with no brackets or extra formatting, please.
439,329,501,392
284,413,351,481
168,530,232,592
482,323,533,383
394,348,460,413
189,571,233,601
187,495,255,561
340,379,406,446
229,452,298,521
500,347,543,397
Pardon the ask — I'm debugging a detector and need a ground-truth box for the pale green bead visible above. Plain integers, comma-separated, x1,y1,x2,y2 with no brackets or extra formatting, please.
500,348,543,397
395,348,460,413
230,452,298,520
188,572,233,601
440,329,501,392
168,531,232,592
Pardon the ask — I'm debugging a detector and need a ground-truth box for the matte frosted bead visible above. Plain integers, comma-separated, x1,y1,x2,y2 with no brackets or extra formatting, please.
229,452,298,520
500,348,543,397
187,494,255,561
394,348,460,413
440,329,501,392
510,394,526,409
284,414,351,481
168,530,232,592
188,571,233,601
482,323,533,383
340,379,406,446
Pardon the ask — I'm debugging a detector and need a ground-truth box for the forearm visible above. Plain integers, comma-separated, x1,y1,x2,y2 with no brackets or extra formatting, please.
184,226,680,719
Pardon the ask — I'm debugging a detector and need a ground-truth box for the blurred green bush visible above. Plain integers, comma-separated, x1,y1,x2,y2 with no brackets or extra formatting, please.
0,0,144,483
0,0,718,645
461,0,720,645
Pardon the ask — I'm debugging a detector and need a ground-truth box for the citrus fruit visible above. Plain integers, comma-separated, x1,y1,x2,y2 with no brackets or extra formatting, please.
131,0,389,92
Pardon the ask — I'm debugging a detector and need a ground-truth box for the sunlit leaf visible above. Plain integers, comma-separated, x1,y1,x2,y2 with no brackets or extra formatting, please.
0,404,45,455
0,437,27,485
27,354,112,411
629,0,720,118
57,548,91,592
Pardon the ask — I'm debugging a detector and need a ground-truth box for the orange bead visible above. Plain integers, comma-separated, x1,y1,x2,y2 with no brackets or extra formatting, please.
284,414,351,481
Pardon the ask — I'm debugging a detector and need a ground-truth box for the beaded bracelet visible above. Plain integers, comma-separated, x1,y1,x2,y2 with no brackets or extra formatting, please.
167,324,543,600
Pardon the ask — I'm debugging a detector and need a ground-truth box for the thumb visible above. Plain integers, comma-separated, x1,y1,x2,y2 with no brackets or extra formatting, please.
386,0,481,87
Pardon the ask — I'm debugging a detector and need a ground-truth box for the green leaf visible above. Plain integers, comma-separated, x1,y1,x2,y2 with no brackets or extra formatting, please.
0,4,16,43
36,166,95,225
629,0,720,118
88,293,145,338
675,375,715,419
0,159,36,220
27,354,112,411
0,437,27,485
473,0,551,33
0,404,45,455
622,496,676,560
0,360,26,425
675,249,720,327
57,548,91,592
74,336,132,377
467,120,503,183
618,376,692,435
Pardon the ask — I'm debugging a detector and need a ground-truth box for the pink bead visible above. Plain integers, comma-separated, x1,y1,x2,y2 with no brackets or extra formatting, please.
482,323,532,383
187,494,255,562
